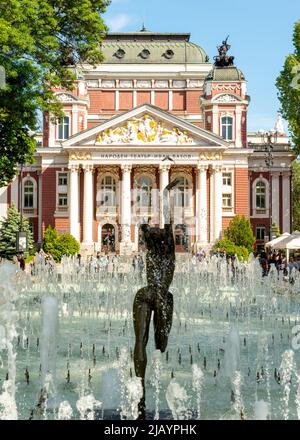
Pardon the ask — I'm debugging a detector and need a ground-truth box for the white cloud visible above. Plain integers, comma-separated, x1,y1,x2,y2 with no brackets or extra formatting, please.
106,13,133,31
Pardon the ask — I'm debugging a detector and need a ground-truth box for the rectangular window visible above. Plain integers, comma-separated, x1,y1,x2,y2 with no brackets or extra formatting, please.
58,193,68,207
58,173,68,186
223,173,232,186
256,226,266,240
24,193,34,208
57,117,69,140
256,194,266,209
222,193,232,208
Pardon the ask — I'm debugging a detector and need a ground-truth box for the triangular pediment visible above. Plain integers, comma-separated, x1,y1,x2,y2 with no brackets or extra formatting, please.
62,104,229,149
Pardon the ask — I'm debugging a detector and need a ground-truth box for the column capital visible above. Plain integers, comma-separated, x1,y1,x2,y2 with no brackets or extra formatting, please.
82,164,94,173
210,164,223,174
159,164,171,173
68,164,80,172
121,164,132,173
197,164,208,173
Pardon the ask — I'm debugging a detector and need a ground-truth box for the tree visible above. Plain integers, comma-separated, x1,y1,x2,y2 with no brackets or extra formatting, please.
0,0,110,186
276,20,300,154
292,160,300,231
43,226,79,262
0,203,33,257
271,222,281,238
43,225,58,255
224,215,255,252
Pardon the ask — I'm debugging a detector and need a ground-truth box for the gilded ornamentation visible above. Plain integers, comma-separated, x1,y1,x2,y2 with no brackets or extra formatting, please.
96,115,195,145
199,152,222,161
97,165,120,176
171,166,193,175
69,152,92,161
133,165,157,175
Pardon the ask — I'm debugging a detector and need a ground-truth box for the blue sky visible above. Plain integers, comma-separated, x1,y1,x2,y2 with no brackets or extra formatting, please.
104,0,299,132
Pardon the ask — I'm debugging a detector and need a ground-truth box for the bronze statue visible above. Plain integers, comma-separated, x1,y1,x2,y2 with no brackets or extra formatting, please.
214,36,235,67
133,178,180,419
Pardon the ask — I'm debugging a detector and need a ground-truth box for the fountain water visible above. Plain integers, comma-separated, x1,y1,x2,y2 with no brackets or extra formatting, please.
1,254,300,419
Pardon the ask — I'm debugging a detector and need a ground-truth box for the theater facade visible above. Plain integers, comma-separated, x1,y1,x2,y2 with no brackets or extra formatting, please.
0,31,295,254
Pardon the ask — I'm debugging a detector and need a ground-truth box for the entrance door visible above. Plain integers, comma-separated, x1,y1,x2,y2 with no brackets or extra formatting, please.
101,224,116,253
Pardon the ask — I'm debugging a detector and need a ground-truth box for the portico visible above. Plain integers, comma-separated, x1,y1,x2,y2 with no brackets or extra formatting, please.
64,105,229,254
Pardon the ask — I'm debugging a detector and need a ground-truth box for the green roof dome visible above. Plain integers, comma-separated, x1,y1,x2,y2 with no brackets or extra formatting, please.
100,32,209,64
205,66,245,81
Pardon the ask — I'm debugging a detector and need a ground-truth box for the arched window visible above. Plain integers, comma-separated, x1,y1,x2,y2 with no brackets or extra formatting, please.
174,176,190,208
221,116,233,140
23,180,34,208
136,176,153,208
255,180,266,209
57,116,70,140
101,176,116,207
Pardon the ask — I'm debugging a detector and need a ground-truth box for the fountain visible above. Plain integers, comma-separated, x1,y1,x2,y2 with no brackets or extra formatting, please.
1,248,300,419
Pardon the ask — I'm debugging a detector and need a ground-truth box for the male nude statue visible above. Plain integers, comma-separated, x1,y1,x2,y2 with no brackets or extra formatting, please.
133,178,180,419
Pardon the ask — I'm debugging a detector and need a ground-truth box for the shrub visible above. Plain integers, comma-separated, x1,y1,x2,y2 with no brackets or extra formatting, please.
213,239,249,261
224,215,255,252
43,226,79,262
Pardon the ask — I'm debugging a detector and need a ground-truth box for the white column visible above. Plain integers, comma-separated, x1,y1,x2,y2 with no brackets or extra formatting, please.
83,165,94,243
212,106,219,135
211,165,223,241
272,172,280,228
121,164,132,244
49,119,56,148
169,91,173,111
11,175,18,208
69,165,80,241
72,105,78,136
151,90,155,105
235,107,242,148
159,164,170,228
115,90,120,111
282,172,291,233
197,165,208,244
133,90,137,107
0,186,8,219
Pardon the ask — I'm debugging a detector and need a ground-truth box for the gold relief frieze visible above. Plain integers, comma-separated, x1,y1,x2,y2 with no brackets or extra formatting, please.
171,166,194,175
133,165,158,175
69,151,92,161
199,152,222,161
96,165,120,176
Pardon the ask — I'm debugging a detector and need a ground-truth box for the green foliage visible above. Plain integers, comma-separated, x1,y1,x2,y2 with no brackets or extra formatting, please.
43,225,58,254
0,0,110,186
224,215,255,252
292,160,300,231
51,234,80,262
271,222,281,238
43,226,79,262
213,239,249,261
0,203,33,258
276,20,300,154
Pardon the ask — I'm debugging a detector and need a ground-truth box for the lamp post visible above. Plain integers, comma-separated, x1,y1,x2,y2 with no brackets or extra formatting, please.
258,129,278,241
16,163,28,254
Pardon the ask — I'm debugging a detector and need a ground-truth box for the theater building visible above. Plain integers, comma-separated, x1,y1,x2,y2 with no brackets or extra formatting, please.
0,30,294,254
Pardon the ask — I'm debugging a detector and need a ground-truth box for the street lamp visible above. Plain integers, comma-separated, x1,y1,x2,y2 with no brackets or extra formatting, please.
16,163,28,254
258,129,278,241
